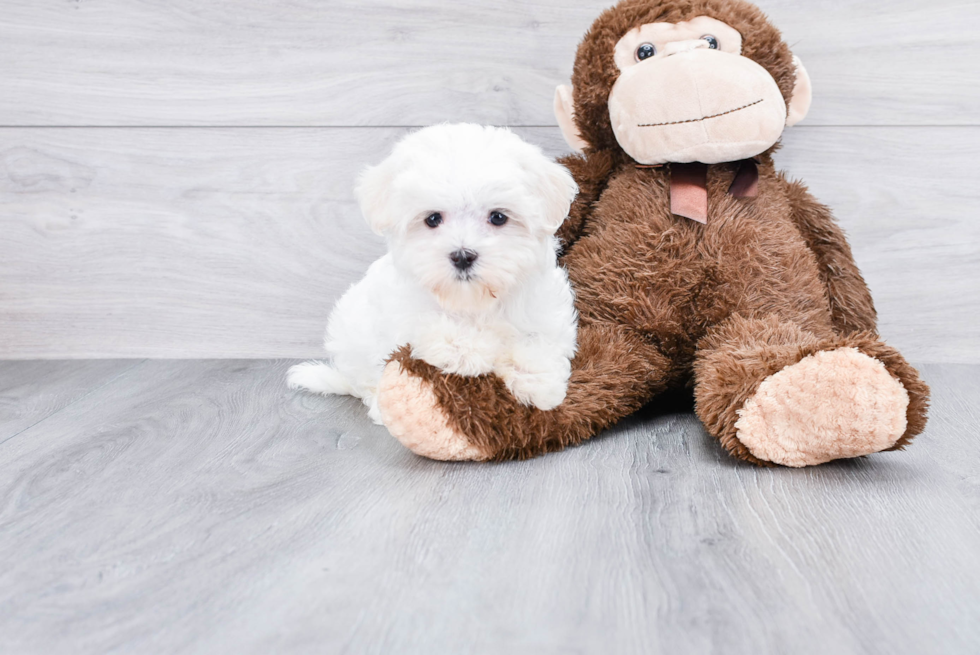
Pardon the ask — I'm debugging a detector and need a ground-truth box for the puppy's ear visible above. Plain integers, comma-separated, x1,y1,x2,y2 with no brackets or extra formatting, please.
534,158,579,234
354,158,398,236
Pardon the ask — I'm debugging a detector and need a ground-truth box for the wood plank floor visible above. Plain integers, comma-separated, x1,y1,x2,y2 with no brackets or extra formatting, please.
1,360,977,654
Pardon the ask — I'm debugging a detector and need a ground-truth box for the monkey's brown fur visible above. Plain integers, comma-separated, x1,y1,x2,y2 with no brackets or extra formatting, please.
382,0,929,464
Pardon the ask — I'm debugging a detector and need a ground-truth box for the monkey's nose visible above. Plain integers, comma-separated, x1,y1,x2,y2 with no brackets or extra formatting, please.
661,39,710,57
449,248,479,271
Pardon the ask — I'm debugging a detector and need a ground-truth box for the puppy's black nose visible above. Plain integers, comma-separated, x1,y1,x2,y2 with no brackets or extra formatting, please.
449,248,478,271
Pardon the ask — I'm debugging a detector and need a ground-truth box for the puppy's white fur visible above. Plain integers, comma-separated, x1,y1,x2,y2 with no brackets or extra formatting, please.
288,124,579,423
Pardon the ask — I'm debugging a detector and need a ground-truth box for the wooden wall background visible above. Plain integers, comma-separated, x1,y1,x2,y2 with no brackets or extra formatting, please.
0,0,976,361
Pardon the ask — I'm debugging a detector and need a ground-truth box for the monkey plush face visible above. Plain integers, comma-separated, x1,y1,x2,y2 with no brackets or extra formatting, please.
607,16,790,164
555,0,812,164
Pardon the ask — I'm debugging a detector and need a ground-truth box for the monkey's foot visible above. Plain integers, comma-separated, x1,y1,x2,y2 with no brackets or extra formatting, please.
734,348,909,467
376,361,489,461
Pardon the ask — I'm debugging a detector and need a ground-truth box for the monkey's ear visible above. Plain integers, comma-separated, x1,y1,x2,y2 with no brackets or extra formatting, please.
554,85,589,153
786,56,813,127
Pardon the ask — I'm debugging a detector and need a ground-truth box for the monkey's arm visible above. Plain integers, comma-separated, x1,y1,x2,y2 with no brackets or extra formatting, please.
555,151,616,254
378,320,670,461
780,176,878,335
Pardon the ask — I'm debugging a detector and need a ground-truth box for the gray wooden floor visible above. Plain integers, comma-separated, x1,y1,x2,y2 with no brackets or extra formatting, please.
1,359,977,654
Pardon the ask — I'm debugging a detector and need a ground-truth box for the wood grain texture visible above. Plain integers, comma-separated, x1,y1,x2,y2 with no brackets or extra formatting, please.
0,126,407,358
0,0,976,127
0,359,140,443
0,359,977,654
1,126,975,361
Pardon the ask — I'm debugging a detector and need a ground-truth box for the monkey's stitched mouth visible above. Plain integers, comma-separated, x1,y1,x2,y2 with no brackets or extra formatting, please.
638,98,764,127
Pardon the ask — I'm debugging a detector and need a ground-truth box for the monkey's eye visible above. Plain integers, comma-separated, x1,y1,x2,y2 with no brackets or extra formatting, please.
424,212,442,228
488,211,508,227
701,35,719,50
635,43,656,61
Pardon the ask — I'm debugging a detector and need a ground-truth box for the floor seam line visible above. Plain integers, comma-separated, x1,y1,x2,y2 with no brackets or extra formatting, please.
0,359,149,448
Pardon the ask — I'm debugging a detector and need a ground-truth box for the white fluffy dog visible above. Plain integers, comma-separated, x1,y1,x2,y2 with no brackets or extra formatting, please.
288,123,579,424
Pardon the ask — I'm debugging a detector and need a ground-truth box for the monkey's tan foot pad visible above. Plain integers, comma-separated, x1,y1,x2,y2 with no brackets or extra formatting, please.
734,347,909,467
376,361,489,461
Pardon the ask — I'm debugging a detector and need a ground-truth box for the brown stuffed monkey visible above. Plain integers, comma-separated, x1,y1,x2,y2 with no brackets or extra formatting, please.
374,0,930,467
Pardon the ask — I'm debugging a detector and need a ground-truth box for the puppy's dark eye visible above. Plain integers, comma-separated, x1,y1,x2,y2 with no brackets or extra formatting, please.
424,212,442,228
701,35,719,49
489,211,508,227
635,43,656,61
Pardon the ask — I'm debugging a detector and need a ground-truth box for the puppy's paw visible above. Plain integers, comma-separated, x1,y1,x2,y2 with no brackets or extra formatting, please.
497,354,571,411
412,317,498,376
503,371,568,410
366,395,385,425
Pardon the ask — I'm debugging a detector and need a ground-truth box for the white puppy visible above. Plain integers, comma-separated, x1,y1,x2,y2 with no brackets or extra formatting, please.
288,123,579,424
